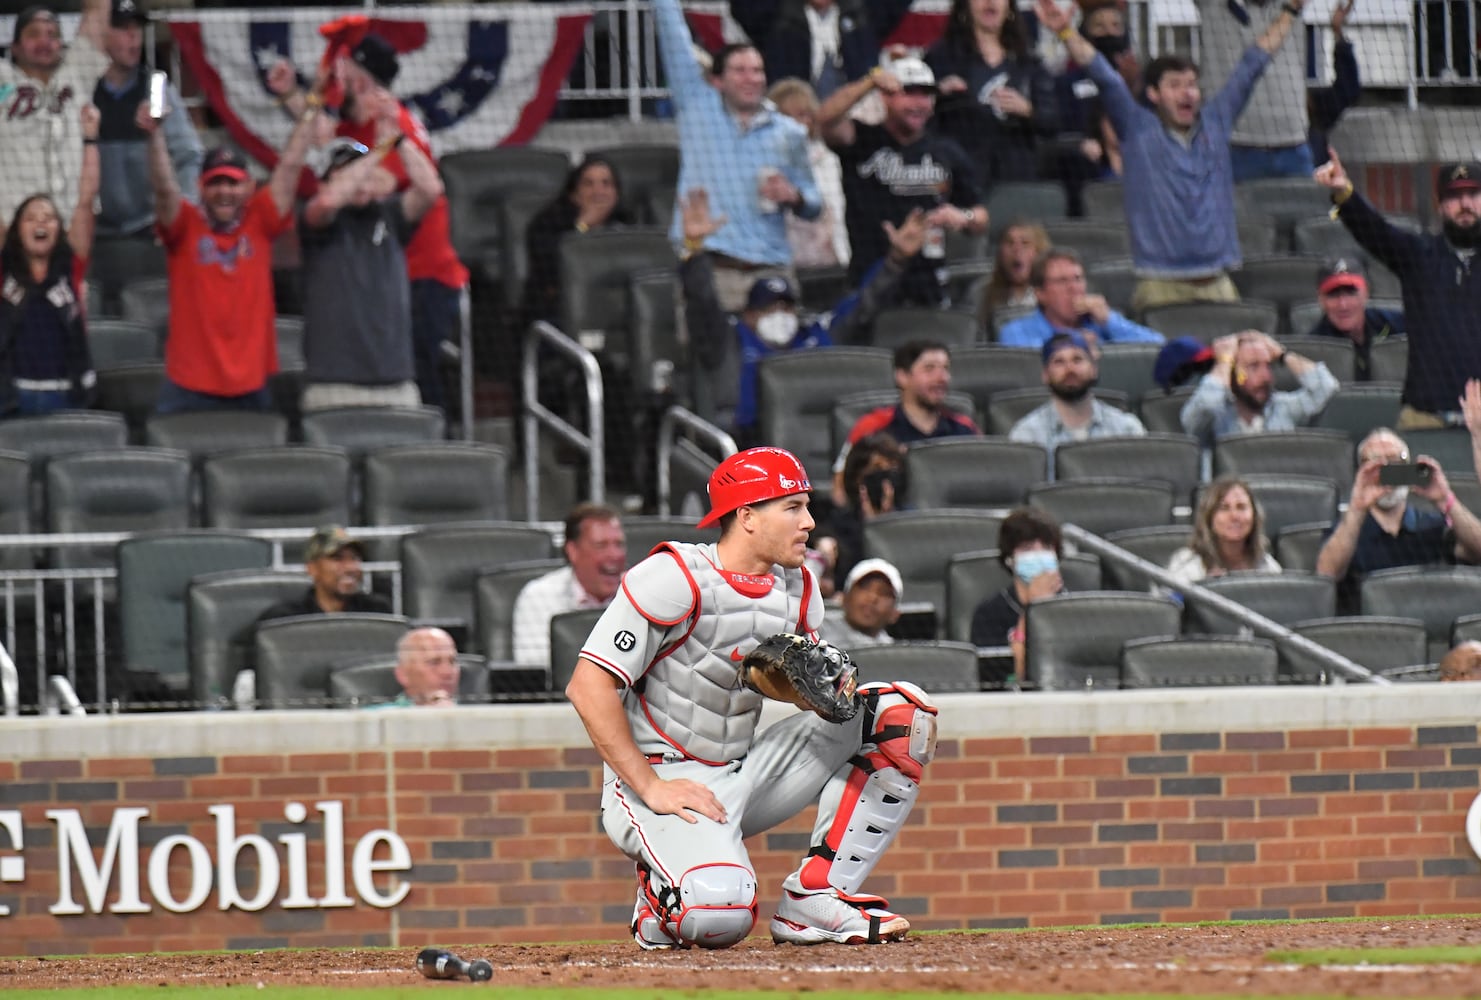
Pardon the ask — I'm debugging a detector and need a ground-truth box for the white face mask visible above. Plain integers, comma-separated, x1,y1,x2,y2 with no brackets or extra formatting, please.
1375,486,1408,511
755,310,799,347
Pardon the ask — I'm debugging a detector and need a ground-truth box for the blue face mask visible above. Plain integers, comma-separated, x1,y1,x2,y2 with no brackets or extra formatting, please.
1013,550,1059,584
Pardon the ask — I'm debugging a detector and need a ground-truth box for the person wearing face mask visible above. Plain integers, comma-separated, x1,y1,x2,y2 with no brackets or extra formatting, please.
1165,476,1280,589
1315,428,1481,612
1179,330,1337,446
970,506,1067,687
1315,155,1481,430
680,189,928,443
1007,330,1146,476
1043,0,1137,212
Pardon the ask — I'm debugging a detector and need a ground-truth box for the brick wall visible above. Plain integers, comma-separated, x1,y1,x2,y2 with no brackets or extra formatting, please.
0,690,1479,955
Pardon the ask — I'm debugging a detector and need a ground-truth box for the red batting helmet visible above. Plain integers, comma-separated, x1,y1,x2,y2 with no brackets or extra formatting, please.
697,447,812,529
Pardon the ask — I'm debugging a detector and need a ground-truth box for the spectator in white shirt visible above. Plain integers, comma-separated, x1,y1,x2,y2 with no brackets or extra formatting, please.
769,77,851,268
512,503,627,667
818,557,901,649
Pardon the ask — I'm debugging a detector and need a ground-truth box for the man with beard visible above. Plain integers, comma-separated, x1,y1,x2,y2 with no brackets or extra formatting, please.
1314,153,1481,430
141,91,318,413
1179,330,1337,446
817,56,987,307
257,526,393,623
1304,256,1404,381
998,248,1163,350
1315,429,1481,612
1008,331,1146,476
298,92,443,412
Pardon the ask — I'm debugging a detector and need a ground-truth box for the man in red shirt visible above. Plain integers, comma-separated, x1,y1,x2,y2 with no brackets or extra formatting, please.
138,93,318,412
270,34,468,410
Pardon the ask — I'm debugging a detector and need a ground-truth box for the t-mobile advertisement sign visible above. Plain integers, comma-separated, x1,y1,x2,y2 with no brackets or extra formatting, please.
0,801,410,916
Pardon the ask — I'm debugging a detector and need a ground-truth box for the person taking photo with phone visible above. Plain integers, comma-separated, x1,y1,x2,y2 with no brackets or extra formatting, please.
1315,427,1481,611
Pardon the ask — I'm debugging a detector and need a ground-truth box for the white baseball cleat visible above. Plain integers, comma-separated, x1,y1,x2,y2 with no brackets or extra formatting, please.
769,873,910,945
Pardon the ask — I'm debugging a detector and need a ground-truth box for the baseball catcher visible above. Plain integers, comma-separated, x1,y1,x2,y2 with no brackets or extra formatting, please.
566,446,939,951
742,633,860,722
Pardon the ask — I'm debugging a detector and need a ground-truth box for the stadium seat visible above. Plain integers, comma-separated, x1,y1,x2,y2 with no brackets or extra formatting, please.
1273,521,1333,573
328,654,491,707
1288,615,1428,683
848,640,980,693
0,452,32,570
496,189,555,313
1212,430,1354,486
1231,255,1329,319
439,146,569,284
87,319,159,368
987,387,1130,435
1314,383,1404,444
300,406,446,459
664,437,721,519
1079,180,1124,220
1193,474,1340,542
1275,336,1355,385
1025,478,1174,536
1236,213,1279,256
1368,337,1408,383
400,523,556,634
119,276,170,338
757,348,893,486
1291,214,1420,260
1143,299,1279,342
1233,179,1335,240
117,530,274,700
1137,386,1196,435
948,347,1043,417
145,410,291,460
1094,343,1163,407
831,389,977,456
1120,635,1279,687
254,613,410,709
94,362,166,443
1453,612,1481,646
863,509,1005,626
1183,571,1337,635
1361,566,1481,664
201,447,353,558
1024,591,1181,690
1085,257,1137,316
1040,220,1130,264
619,516,712,563
0,410,128,472
986,182,1068,239
557,228,676,365
1101,525,1191,591
796,265,852,313
363,442,511,531
46,448,194,569
905,437,1046,508
628,268,682,406
588,144,680,219
275,315,305,371
474,558,566,662
549,608,606,692
1053,434,1200,499
1401,428,1474,474
869,308,980,351
944,549,1101,644
187,569,310,708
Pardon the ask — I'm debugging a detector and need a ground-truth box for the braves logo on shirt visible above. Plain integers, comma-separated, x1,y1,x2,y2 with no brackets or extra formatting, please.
3,83,76,120
855,149,951,197
195,234,255,273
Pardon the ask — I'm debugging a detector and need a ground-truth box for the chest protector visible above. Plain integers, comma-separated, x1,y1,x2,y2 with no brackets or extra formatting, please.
626,542,814,765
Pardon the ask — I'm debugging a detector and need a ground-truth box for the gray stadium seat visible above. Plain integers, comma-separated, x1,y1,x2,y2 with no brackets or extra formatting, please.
1274,521,1333,573
88,319,159,367
1080,180,1124,220
1236,213,1279,256
119,276,170,337
1233,179,1335,238
117,531,274,699
1368,337,1408,383
1183,571,1337,635
945,347,1043,416
363,442,511,528
1040,220,1131,264
1053,434,1199,499
1025,478,1174,536
619,516,713,562
145,411,290,460
187,569,312,708
1138,386,1196,435
869,308,980,351
327,654,491,707
94,362,166,443
1288,615,1428,683
986,182,1068,239
254,613,410,709
201,447,353,552
1362,566,1481,663
300,406,447,458
863,509,1005,627
628,268,682,405
1143,299,1279,342
1402,428,1474,474
1315,383,1404,444
905,437,1046,508
945,549,1101,644
1094,343,1163,407
1212,430,1354,486
439,146,569,282
796,265,852,313
1102,525,1192,591
1085,258,1137,317
0,410,128,471
0,451,31,570
1231,255,1329,318
987,387,1130,435
550,608,607,693
1024,591,1181,690
1275,336,1356,385
558,228,676,367
276,315,305,371
46,448,194,568
499,189,556,311
1453,612,1481,646
474,558,566,662
848,640,980,693
401,523,556,632
1120,635,1279,687
588,144,680,224
757,348,893,486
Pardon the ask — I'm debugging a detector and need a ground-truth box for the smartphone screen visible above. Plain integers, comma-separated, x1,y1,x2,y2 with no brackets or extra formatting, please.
1378,463,1433,487
148,71,167,119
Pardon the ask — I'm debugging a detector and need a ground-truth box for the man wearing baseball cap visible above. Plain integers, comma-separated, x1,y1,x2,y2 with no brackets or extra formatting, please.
257,525,392,623
1008,330,1147,474
814,55,987,307
1303,256,1404,381
818,558,902,649
678,186,928,441
1315,150,1481,428
0,0,110,236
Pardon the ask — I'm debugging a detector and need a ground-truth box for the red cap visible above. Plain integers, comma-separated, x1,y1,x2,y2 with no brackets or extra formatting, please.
697,447,812,529
200,146,249,184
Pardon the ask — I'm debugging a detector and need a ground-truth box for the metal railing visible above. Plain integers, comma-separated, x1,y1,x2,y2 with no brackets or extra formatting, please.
1066,525,1391,686
655,405,737,517
522,321,606,520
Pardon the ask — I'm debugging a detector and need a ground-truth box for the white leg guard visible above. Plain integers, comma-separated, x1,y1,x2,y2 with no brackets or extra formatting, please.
799,681,938,894
672,863,758,949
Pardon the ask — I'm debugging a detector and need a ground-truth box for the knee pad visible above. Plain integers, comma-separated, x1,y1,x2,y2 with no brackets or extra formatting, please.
673,863,757,949
860,680,939,781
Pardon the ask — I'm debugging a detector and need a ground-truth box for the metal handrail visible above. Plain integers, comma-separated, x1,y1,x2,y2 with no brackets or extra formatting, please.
1065,525,1392,686
47,675,85,717
655,406,737,517
522,321,605,521
0,642,17,717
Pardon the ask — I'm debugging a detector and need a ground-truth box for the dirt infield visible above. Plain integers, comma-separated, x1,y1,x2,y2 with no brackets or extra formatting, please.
3,917,1480,994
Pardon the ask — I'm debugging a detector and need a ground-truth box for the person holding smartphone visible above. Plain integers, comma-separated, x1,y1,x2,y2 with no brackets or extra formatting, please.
969,506,1067,688
1315,428,1481,610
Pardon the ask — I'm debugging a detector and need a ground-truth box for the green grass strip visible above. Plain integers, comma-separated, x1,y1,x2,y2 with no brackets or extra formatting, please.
1269,944,1481,966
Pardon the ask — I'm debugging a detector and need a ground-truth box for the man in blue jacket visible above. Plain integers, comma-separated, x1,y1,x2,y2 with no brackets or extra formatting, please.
998,248,1163,351
1034,0,1304,314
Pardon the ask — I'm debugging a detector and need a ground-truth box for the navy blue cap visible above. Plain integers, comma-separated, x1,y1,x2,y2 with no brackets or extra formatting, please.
1154,336,1215,391
1041,330,1092,366
746,275,798,311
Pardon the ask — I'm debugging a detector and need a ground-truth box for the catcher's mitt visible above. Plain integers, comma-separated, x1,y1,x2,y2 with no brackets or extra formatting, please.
740,633,860,723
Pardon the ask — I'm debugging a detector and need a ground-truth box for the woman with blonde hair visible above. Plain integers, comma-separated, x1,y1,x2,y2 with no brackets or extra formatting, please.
1166,476,1281,587
767,77,850,268
978,220,1049,335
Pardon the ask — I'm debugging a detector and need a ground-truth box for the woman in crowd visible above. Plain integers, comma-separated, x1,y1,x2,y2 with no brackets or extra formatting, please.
768,77,850,269
925,0,1060,190
0,104,100,416
970,505,1066,686
1166,477,1281,587
522,155,636,327
978,220,1049,335
813,432,906,597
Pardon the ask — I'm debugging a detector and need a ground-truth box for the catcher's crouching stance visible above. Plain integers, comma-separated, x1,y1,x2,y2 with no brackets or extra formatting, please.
566,447,938,950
